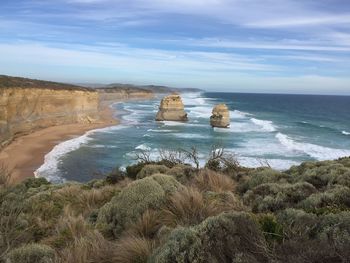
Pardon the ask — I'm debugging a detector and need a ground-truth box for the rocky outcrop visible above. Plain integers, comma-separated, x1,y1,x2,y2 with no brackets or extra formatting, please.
210,104,230,128
155,94,188,121
0,84,99,149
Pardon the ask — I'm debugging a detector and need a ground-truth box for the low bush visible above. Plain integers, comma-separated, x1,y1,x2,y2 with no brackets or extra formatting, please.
96,174,182,237
244,182,317,212
6,243,55,263
149,212,270,263
299,185,350,211
105,167,125,184
136,165,169,179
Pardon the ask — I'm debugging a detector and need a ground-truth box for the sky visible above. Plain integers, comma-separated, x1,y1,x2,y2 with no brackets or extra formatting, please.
0,0,350,94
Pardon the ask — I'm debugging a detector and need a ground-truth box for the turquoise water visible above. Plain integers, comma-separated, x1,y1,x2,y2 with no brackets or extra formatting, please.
35,92,350,183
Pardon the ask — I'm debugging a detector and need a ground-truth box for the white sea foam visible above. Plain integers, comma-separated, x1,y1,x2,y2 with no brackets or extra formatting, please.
181,92,206,106
34,125,126,182
161,121,205,127
214,118,276,133
232,138,300,157
342,131,350,135
135,143,151,151
173,133,210,139
276,132,350,160
189,106,213,118
237,156,299,170
231,110,251,119
250,118,276,132
90,145,118,149
147,129,173,133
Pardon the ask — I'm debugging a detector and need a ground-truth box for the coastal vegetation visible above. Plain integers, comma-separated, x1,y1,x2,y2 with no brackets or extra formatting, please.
0,150,349,262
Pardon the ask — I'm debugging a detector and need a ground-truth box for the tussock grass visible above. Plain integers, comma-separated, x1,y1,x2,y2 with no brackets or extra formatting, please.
0,163,12,188
160,186,242,227
126,209,163,239
112,236,155,263
193,169,236,192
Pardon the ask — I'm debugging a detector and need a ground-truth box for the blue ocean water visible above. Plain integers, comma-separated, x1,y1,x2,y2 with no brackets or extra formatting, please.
35,92,350,183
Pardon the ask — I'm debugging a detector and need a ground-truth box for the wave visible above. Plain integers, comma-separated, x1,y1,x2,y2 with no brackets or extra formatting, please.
237,156,299,170
250,118,276,132
342,131,350,135
231,110,252,119
189,106,212,118
34,125,126,182
276,132,350,160
161,121,205,127
135,143,151,151
181,92,206,106
147,129,173,133
173,133,210,139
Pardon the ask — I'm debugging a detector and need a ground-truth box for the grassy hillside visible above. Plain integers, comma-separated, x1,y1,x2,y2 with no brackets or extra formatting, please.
0,75,93,91
0,153,349,263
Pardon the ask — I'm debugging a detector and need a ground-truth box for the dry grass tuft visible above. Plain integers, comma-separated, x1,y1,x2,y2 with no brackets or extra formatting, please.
193,169,236,192
160,186,244,227
112,236,155,263
53,182,126,216
56,230,113,263
126,209,163,239
0,163,12,188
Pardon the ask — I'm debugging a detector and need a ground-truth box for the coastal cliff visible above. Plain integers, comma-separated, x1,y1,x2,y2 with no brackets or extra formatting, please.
0,76,100,149
0,76,157,150
97,87,154,102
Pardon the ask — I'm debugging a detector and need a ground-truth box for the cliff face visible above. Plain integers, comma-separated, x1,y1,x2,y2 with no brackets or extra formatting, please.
97,88,154,102
0,87,99,148
155,94,188,121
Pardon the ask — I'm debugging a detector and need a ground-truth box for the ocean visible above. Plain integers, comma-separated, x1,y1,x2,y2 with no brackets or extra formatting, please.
35,92,350,183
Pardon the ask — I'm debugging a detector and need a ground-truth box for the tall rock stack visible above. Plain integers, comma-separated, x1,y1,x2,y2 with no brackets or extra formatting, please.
155,94,188,121
210,104,230,128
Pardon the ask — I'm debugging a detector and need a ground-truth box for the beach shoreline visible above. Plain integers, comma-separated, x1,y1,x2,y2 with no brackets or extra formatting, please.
0,103,118,184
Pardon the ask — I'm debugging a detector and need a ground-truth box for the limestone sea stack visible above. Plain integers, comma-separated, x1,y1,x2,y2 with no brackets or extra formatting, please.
155,94,188,121
210,104,230,128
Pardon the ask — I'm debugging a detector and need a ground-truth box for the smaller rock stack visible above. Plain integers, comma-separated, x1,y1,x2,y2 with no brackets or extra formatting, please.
155,94,188,121
210,104,230,128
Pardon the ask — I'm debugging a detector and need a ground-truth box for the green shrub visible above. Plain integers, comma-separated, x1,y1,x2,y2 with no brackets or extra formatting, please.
237,168,292,194
287,159,350,189
105,167,125,184
6,243,55,263
167,164,197,183
126,163,149,180
23,177,50,189
96,174,182,237
149,212,270,263
244,182,317,212
256,213,284,242
299,185,350,211
275,209,350,262
136,165,169,179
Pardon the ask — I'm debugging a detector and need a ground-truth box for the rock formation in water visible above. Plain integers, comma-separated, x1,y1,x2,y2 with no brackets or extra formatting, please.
210,104,230,128
155,94,188,121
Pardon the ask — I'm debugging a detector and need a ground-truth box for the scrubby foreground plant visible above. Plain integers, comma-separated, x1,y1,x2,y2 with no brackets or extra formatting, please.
0,151,350,262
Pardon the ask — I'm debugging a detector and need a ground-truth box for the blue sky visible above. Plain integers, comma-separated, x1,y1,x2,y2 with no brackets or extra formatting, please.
0,0,350,94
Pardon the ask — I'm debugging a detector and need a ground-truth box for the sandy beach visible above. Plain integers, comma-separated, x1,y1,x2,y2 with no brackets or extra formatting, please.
0,105,118,184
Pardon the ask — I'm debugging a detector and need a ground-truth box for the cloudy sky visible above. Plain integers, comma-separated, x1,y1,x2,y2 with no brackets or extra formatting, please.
1,0,350,94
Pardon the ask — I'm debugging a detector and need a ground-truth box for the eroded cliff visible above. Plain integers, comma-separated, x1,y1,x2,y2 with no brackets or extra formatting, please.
97,87,154,102
0,76,100,149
